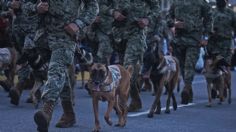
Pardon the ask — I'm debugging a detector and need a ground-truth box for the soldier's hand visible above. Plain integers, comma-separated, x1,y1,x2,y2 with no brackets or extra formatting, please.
200,40,208,46
37,2,49,14
94,16,100,23
11,0,21,9
138,18,149,28
174,21,184,29
64,23,80,38
113,11,126,21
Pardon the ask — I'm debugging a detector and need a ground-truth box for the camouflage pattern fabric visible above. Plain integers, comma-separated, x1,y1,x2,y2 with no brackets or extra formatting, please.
112,0,160,109
40,0,98,102
168,0,212,85
207,7,236,64
93,0,115,64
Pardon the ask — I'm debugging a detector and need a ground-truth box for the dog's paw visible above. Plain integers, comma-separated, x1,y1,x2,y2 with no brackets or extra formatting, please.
92,126,101,132
173,102,177,111
205,103,212,107
104,116,112,126
165,109,170,114
115,123,126,127
147,113,154,118
154,109,161,115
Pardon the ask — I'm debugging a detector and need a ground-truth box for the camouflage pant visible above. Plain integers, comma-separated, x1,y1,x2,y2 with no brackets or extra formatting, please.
174,45,200,85
96,31,113,64
123,29,146,103
42,47,75,102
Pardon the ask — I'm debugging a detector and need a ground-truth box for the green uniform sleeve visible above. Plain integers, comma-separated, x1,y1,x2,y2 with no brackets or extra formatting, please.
146,0,160,25
201,0,212,34
75,0,99,29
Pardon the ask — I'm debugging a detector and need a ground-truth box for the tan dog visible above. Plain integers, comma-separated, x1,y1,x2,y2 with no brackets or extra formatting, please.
204,55,231,107
88,63,132,132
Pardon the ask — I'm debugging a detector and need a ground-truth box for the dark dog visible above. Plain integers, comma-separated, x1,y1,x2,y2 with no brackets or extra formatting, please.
0,47,17,92
9,47,50,107
88,63,132,132
203,55,231,107
142,46,180,118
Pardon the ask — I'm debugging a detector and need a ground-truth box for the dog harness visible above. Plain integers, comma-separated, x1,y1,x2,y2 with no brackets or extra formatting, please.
0,48,11,65
157,56,177,81
94,65,121,92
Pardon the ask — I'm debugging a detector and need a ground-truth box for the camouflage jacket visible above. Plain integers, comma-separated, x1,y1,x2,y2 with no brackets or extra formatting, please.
93,0,114,34
168,0,212,34
113,0,160,28
43,0,98,36
10,0,39,34
211,7,236,39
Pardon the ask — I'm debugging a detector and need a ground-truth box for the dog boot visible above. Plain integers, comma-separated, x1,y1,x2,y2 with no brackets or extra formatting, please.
34,100,55,132
56,101,76,128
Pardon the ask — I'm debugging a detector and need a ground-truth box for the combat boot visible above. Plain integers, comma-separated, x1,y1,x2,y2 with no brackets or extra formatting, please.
128,82,142,112
56,100,76,128
9,82,24,105
34,100,55,132
128,97,142,112
181,84,193,104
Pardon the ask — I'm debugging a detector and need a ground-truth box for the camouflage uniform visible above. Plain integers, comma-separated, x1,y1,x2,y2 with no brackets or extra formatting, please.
168,0,212,104
95,0,114,64
112,0,160,111
34,0,98,131
207,6,236,64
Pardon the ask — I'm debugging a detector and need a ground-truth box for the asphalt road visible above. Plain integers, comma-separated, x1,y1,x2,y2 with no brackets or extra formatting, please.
0,72,236,132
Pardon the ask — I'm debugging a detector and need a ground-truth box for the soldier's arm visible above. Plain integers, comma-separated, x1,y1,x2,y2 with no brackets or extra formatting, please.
201,0,212,35
146,0,161,25
21,1,38,14
112,0,130,16
75,0,99,30
166,2,175,28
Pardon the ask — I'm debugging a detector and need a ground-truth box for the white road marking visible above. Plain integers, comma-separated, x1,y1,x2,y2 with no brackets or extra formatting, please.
128,103,196,117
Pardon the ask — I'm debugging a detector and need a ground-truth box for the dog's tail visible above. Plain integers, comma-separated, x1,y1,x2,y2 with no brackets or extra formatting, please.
127,65,133,77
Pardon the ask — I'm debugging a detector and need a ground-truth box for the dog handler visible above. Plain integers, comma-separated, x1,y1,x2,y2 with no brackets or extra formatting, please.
167,0,212,104
33,0,98,132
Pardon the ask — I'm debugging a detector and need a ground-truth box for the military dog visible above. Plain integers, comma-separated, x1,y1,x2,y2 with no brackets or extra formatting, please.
142,46,180,118
203,55,231,107
88,63,132,132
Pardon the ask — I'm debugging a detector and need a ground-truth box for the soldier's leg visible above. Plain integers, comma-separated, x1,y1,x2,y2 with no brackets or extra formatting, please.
174,45,186,79
56,66,76,128
34,48,75,131
181,46,200,104
97,31,113,65
124,33,145,112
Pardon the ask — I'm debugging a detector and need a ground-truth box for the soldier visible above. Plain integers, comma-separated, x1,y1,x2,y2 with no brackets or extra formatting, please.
94,0,114,65
167,0,212,104
112,0,160,112
33,0,98,132
207,0,236,97
1,0,39,105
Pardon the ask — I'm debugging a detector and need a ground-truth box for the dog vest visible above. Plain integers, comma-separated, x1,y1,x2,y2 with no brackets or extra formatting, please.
157,56,177,81
0,48,11,65
95,65,121,92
